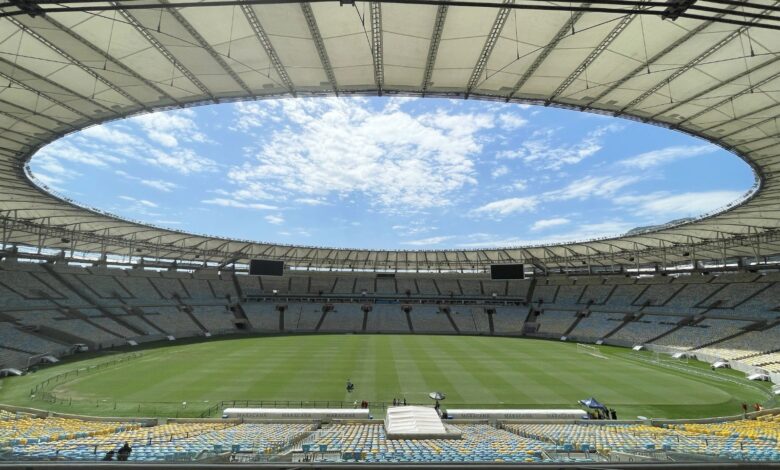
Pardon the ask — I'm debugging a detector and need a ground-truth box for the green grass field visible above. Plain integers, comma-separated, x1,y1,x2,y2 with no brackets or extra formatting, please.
0,335,774,419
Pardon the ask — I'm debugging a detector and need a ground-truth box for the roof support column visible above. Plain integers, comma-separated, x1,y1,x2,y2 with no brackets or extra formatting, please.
750,226,761,265
660,240,667,272
36,216,50,254
68,223,79,259
370,2,384,93
1,212,16,249
633,242,639,274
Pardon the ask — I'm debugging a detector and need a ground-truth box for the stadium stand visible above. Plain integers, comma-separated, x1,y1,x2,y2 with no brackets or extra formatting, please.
12,422,316,461
651,319,754,351
1,2,779,464
505,420,780,461
536,310,577,337
408,306,454,334
141,307,202,337
506,422,687,453
396,278,419,296
580,285,613,305
491,306,526,334
448,307,486,334
0,259,779,383
241,303,280,332
695,325,780,362
608,315,686,345
0,415,132,444
285,303,323,331
568,312,624,342
190,306,236,333
304,423,549,463
2,411,779,463
366,304,411,333
319,304,364,332
555,286,585,305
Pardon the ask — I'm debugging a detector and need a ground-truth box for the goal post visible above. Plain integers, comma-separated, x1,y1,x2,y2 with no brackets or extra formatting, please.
576,343,607,359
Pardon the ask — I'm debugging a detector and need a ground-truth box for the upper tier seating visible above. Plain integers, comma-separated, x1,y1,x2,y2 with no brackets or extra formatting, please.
652,318,753,351
608,315,685,345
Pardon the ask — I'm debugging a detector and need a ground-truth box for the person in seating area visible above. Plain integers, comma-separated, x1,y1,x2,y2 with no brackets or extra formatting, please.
117,442,132,461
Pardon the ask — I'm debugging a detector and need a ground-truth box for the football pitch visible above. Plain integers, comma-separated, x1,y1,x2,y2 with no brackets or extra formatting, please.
0,335,774,419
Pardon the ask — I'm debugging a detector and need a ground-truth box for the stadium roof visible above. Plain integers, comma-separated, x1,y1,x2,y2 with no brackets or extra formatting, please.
0,0,778,271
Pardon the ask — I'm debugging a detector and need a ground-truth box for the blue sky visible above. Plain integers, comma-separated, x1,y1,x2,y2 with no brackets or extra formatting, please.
30,97,756,250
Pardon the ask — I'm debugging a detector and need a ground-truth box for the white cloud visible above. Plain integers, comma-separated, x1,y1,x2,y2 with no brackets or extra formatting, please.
548,220,635,241
37,141,124,169
510,179,528,191
227,98,492,213
232,101,283,131
544,175,640,201
471,196,538,219
566,221,635,239
265,214,285,225
115,171,179,192
140,179,178,192
119,195,158,208
400,235,454,246
383,97,416,112
81,125,138,145
145,148,217,174
392,222,437,237
491,165,509,178
615,190,742,216
531,217,570,231
32,172,61,185
498,113,528,130
201,198,278,210
295,198,328,206
619,145,718,169
455,220,633,247
455,236,530,248
34,158,80,179
129,109,206,148
497,124,621,170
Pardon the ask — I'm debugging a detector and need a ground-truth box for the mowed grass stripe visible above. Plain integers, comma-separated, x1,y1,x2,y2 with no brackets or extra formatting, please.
400,336,465,402
434,336,506,403
476,337,585,404
442,336,568,404
388,335,436,404
417,336,500,404
373,336,402,404
272,335,359,402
